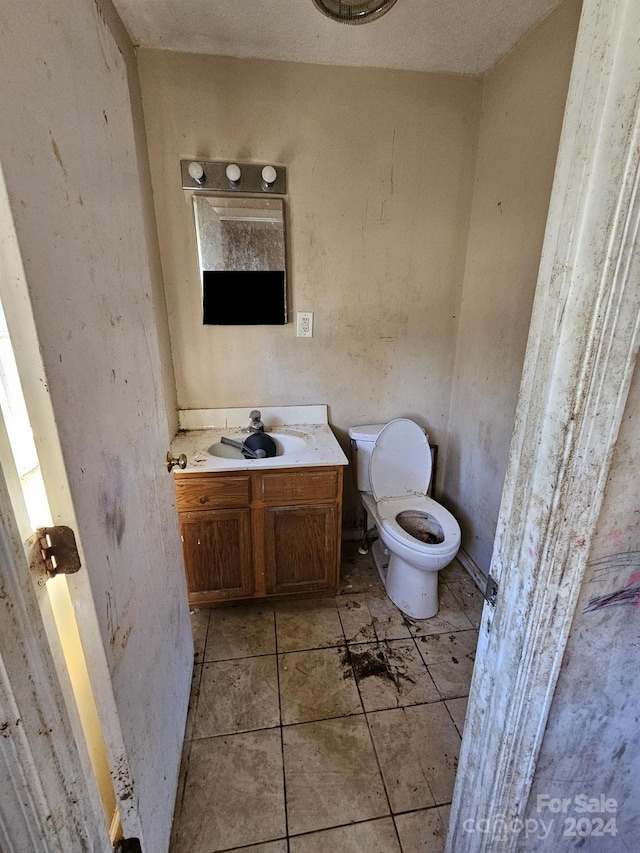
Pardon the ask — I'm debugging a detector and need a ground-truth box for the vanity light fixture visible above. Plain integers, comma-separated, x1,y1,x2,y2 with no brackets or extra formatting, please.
262,165,277,186
311,0,398,25
181,160,287,194
187,161,205,184
226,163,242,183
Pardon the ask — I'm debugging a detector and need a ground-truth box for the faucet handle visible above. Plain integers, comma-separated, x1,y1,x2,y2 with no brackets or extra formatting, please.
248,410,265,432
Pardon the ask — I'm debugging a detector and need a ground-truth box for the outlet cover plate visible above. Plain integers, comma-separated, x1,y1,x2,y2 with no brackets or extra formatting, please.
296,312,313,337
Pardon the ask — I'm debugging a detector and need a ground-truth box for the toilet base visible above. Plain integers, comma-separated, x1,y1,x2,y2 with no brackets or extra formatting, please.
385,553,439,620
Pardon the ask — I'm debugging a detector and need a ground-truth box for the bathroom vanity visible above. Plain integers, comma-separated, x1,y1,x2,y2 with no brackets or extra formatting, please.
170,406,348,606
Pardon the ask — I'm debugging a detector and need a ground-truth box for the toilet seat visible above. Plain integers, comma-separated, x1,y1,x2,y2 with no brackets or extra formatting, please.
370,419,458,556
377,496,460,558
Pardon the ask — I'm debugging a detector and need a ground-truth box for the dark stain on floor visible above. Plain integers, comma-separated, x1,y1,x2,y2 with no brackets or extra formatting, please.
341,644,416,693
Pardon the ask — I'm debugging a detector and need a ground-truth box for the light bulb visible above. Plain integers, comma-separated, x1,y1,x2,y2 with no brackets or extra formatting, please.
187,161,204,183
226,163,241,183
262,165,277,185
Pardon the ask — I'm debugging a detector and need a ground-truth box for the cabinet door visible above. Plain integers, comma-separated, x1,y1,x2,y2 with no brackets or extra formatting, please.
179,508,253,604
264,503,339,595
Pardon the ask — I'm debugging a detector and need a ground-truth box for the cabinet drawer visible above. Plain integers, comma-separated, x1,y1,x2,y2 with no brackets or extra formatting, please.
259,469,339,504
175,476,250,511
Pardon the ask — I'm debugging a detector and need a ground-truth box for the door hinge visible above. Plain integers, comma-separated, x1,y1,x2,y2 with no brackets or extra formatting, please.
484,574,499,606
26,525,81,582
114,840,142,853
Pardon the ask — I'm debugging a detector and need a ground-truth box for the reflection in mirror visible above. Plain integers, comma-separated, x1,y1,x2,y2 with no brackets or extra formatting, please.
192,196,287,325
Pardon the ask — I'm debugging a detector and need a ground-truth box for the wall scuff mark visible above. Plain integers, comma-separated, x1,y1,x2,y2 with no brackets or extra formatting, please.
584,552,640,612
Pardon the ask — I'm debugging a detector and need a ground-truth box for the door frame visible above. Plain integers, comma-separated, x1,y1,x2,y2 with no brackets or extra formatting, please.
448,0,640,848
0,449,111,851
0,165,143,841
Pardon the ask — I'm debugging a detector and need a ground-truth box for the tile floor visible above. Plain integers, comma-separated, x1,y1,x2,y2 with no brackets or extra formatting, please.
170,544,483,853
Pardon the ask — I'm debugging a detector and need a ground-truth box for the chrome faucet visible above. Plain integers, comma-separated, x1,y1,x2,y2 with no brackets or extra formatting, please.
248,410,265,433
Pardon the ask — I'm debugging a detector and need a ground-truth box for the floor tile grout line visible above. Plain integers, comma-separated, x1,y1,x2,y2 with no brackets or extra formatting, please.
407,634,460,705
286,813,403,842
442,694,467,741
273,609,291,850
199,632,423,661
171,610,212,851
205,809,440,851
407,634,443,700
364,702,443,814
441,581,480,629
168,741,190,852
343,642,404,851
201,649,280,664
189,652,281,741
189,722,282,742
443,694,469,744
170,680,202,848
392,802,453,818
195,607,212,664
283,694,467,732
212,838,288,853
410,623,480,703
182,697,473,742
281,708,367,728
189,661,205,724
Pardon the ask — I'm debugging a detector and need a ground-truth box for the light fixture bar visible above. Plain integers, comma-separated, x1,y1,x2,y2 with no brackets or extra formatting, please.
181,160,287,194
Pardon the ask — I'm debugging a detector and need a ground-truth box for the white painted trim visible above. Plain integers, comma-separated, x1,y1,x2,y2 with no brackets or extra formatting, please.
448,0,640,849
0,168,144,841
0,465,110,851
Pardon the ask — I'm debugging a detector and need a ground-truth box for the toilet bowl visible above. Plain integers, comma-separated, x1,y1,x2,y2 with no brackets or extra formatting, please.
349,419,461,619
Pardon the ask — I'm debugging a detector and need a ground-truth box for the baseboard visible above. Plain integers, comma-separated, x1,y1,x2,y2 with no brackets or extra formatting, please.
456,547,488,593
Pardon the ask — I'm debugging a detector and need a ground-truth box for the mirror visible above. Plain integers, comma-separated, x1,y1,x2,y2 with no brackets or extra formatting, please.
192,196,287,325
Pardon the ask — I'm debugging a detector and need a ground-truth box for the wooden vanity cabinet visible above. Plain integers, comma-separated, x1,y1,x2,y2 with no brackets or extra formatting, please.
174,466,343,606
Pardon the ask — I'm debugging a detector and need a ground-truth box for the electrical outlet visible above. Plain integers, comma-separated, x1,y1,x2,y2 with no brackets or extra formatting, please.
296,312,313,337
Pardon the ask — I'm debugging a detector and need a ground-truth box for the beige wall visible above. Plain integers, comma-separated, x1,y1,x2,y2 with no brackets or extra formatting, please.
138,53,481,524
443,0,582,572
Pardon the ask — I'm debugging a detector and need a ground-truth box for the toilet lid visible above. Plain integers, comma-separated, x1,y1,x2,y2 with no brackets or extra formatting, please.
370,419,432,500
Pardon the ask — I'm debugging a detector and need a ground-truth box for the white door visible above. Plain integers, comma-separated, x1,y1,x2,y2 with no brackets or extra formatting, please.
0,176,192,851
0,0,194,841
0,427,111,851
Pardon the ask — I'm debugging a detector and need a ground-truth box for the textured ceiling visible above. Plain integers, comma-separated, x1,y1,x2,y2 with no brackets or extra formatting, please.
114,0,561,76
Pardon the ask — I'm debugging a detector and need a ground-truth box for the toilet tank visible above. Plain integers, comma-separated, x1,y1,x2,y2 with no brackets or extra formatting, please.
348,424,386,492
348,422,431,493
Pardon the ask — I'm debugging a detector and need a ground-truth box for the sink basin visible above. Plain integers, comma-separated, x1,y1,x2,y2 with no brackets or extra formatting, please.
208,431,310,459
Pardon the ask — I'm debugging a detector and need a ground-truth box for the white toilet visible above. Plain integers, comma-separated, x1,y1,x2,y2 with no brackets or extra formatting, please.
349,419,461,619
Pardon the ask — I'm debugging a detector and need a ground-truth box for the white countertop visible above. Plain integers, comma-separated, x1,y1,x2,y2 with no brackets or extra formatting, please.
170,412,348,474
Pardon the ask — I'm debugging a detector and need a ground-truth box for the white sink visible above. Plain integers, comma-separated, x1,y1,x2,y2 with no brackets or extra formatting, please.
208,431,310,459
